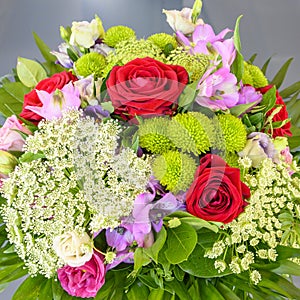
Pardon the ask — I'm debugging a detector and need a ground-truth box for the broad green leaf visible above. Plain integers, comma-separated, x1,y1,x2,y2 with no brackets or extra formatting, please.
138,275,159,290
126,280,149,300
0,82,30,118
0,264,27,284
180,217,218,233
276,245,300,260
12,275,45,300
270,57,293,89
144,226,167,263
165,223,197,264
165,278,193,300
16,57,47,88
39,278,53,300
260,85,276,113
133,247,151,273
199,280,225,300
52,278,65,300
258,270,300,299
19,151,45,163
101,101,114,113
229,102,258,117
272,259,300,276
178,80,199,112
179,244,232,278
32,32,57,63
0,252,23,266
148,288,165,300
215,282,240,300
173,265,185,282
280,81,300,99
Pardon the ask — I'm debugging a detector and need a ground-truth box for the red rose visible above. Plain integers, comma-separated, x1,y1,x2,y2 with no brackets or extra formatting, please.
186,154,250,224
20,71,78,124
256,85,292,138
106,57,189,121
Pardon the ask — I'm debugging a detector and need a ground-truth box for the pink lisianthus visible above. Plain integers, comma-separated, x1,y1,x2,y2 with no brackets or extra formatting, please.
57,252,106,298
195,67,239,110
0,115,31,151
26,82,81,120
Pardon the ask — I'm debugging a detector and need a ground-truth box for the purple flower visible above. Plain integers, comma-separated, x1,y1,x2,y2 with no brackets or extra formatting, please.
237,85,262,106
195,67,239,110
106,251,134,271
213,38,236,68
51,43,75,68
83,105,110,120
106,227,133,252
26,82,81,120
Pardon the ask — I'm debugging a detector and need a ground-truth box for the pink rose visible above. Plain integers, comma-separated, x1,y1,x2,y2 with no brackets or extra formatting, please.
57,252,106,298
0,115,31,151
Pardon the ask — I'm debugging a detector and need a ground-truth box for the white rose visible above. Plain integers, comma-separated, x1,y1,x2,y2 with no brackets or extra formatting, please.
53,231,93,267
162,8,203,35
70,16,104,48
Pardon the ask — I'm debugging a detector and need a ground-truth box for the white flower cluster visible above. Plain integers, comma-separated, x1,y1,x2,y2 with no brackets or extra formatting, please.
205,158,300,284
1,110,151,277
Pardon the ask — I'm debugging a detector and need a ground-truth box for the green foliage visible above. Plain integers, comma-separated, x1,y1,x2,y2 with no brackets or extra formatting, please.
104,25,136,48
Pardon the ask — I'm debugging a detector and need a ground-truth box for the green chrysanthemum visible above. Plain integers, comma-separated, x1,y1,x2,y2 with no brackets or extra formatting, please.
104,25,136,48
167,112,213,155
103,38,165,77
167,47,210,82
147,33,177,51
75,52,106,79
153,150,197,193
217,114,247,153
242,61,268,88
224,152,240,168
138,117,175,154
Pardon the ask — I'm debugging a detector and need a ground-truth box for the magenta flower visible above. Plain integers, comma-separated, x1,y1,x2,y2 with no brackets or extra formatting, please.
26,82,81,120
213,38,236,68
57,252,106,298
196,67,239,110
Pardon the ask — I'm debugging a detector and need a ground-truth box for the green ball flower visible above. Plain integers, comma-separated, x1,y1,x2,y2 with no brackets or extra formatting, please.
138,117,175,154
167,112,213,155
104,25,136,47
242,61,268,88
224,152,240,168
147,33,177,50
168,48,209,82
153,150,197,193
103,38,165,77
75,52,106,79
217,114,247,153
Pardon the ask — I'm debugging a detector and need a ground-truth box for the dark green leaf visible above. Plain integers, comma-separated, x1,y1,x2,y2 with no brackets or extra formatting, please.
215,282,240,300
148,288,165,300
52,278,65,300
261,56,272,75
165,223,197,264
138,274,159,289
0,264,27,284
270,58,293,89
179,244,232,278
126,280,149,300
272,259,300,276
66,47,79,62
276,245,300,260
199,280,225,300
165,278,193,300
39,278,53,300
248,53,257,64
280,81,300,99
260,85,276,113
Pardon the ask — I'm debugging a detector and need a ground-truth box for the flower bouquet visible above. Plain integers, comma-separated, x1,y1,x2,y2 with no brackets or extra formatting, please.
1,0,300,299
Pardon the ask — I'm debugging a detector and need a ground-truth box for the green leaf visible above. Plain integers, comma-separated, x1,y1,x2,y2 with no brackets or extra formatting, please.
101,101,114,113
165,223,197,264
276,245,300,260
0,264,27,284
199,280,225,300
52,278,65,300
0,82,30,118
215,282,240,300
39,278,53,300
144,226,167,263
260,85,276,113
148,288,165,300
16,57,47,88
258,270,300,299
248,53,257,64
133,247,151,273
19,151,45,163
165,278,193,300
280,81,300,99
270,57,294,89
0,252,23,266
179,217,218,233
126,280,149,300
178,80,199,112
12,275,46,300
179,244,232,278
230,15,244,82
32,32,57,63
138,275,159,290
272,259,300,276
261,56,272,75
229,102,258,117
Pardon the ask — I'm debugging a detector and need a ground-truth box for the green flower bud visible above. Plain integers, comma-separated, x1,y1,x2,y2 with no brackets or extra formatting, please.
0,150,18,175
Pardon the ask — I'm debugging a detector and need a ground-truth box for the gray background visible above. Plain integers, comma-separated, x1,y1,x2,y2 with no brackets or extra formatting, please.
0,0,300,299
